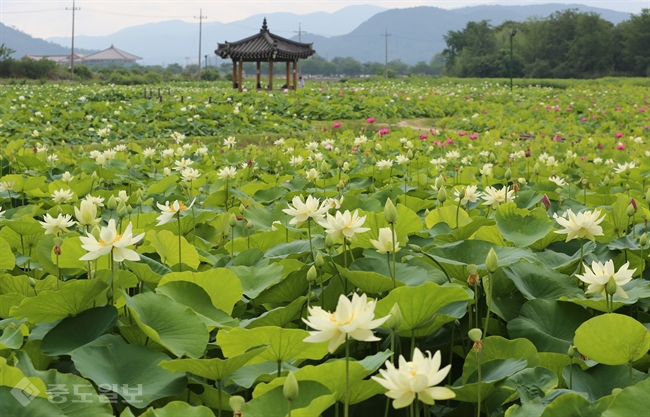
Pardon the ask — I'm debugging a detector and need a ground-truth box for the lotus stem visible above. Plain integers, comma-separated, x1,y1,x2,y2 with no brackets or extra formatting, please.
177,214,183,272
345,335,350,417
477,348,483,417
482,273,492,339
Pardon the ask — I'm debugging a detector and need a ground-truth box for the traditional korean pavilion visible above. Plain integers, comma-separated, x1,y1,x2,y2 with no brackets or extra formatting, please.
215,18,315,92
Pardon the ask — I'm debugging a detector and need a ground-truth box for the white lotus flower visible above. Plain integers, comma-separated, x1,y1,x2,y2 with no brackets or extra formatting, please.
61,172,74,183
52,188,74,204
289,155,304,167
372,348,455,409
143,147,156,158
481,186,514,209
549,176,567,187
614,162,635,175
553,208,605,242
318,210,369,242
370,227,399,254
454,185,482,205
479,163,493,177
577,260,635,298
80,219,144,262
171,131,186,144
181,167,201,182
218,166,237,180
40,213,75,235
0,181,15,192
283,195,328,225
303,293,390,353
223,136,237,149
174,158,193,171
116,190,129,204
156,199,195,226
304,168,320,181
376,159,393,170
74,199,100,227
85,195,105,207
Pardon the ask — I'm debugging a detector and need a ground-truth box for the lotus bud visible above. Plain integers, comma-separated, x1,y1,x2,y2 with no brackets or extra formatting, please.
246,220,253,229
229,396,246,414
485,247,499,273
320,161,329,174
627,202,636,217
541,194,551,210
567,345,576,358
229,214,237,228
91,225,101,240
646,188,650,205
106,285,113,302
435,176,444,190
406,150,413,159
127,204,133,214
467,264,480,286
533,162,540,175
136,196,143,206
126,160,132,169
581,179,588,188
640,233,647,246
409,244,422,253
384,198,398,224
324,234,334,249
468,328,483,342
117,203,128,218
603,176,610,186
437,186,447,204
53,237,64,247
91,171,98,181
306,265,317,283
283,371,299,402
315,252,324,268
504,168,512,181
28,277,37,288
107,195,117,210
386,303,402,330
605,276,618,296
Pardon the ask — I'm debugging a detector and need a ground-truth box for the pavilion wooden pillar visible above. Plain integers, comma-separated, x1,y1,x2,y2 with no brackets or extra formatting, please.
256,62,261,89
238,58,243,92
268,60,274,90
285,62,290,89
293,60,298,90
232,60,237,89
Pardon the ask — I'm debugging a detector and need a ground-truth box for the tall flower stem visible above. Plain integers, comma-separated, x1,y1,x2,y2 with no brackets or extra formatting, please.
387,252,395,289
578,238,585,277
307,218,314,262
390,223,397,284
569,356,573,390
231,224,236,257
476,348,483,417
177,214,183,272
482,273,492,338
216,380,222,417
344,335,350,417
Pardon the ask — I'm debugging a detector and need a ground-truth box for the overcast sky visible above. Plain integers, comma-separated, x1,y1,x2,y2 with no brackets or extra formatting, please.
1,0,648,39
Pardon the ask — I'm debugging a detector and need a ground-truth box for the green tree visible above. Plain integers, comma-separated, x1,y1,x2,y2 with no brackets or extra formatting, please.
618,9,650,75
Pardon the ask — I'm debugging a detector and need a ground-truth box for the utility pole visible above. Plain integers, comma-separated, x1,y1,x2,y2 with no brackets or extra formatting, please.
381,29,391,78
66,0,80,78
293,23,307,75
194,9,207,80
509,28,518,91
205,55,208,70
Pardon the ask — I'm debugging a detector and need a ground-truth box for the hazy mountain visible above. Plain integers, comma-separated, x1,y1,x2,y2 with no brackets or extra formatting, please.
0,23,98,58
45,5,386,66
299,4,632,64
31,3,634,66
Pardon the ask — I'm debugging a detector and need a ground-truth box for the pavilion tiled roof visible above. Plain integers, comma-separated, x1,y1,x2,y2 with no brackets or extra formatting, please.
215,18,315,62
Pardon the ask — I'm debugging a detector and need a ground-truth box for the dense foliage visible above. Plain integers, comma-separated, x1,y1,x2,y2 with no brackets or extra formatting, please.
0,80,649,417
443,9,650,78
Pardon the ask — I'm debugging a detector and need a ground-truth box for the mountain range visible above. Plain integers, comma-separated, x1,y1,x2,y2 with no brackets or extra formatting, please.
1,4,635,66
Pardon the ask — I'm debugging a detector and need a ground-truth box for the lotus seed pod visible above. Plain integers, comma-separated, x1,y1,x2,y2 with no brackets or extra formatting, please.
91,172,98,181
315,252,325,268
283,371,299,402
468,328,483,342
605,276,618,296
437,186,447,204
306,265,317,283
384,198,398,224
504,168,512,181
386,303,402,330
229,395,245,412
53,237,64,247
107,195,117,210
229,214,237,228
486,247,499,273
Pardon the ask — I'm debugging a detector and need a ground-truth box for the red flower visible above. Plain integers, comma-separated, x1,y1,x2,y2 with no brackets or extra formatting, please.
367,117,375,124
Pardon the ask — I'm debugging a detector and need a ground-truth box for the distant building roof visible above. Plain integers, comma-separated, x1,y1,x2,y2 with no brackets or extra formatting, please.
23,53,84,64
83,45,142,62
215,18,315,62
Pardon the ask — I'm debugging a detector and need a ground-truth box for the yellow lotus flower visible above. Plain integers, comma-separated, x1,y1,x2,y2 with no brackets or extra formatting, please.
370,227,399,254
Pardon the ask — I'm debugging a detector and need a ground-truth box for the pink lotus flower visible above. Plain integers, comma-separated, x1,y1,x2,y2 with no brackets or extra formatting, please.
581,118,587,122
598,143,603,150
419,134,428,140
616,106,621,111
458,131,466,136
617,142,625,150
470,134,478,140
367,117,375,124
333,122,341,129
541,195,551,210
351,146,359,151
379,128,389,136
446,139,454,145
630,199,637,212
615,132,623,138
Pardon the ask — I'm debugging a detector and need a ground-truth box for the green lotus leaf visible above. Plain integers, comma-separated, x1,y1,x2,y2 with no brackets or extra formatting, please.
452,358,528,402
425,205,473,229
159,347,266,381
243,296,306,328
146,230,200,270
562,364,647,401
226,263,284,299
124,292,209,359
0,238,15,270
495,202,553,247
243,381,333,417
539,392,611,417
574,313,650,365
502,260,582,300
121,401,214,417
462,336,540,383
602,378,650,417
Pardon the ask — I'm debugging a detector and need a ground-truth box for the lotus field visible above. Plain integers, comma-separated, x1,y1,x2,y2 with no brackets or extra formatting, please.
1,80,650,417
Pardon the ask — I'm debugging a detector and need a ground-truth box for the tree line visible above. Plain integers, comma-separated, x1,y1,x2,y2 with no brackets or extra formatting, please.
442,8,650,78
